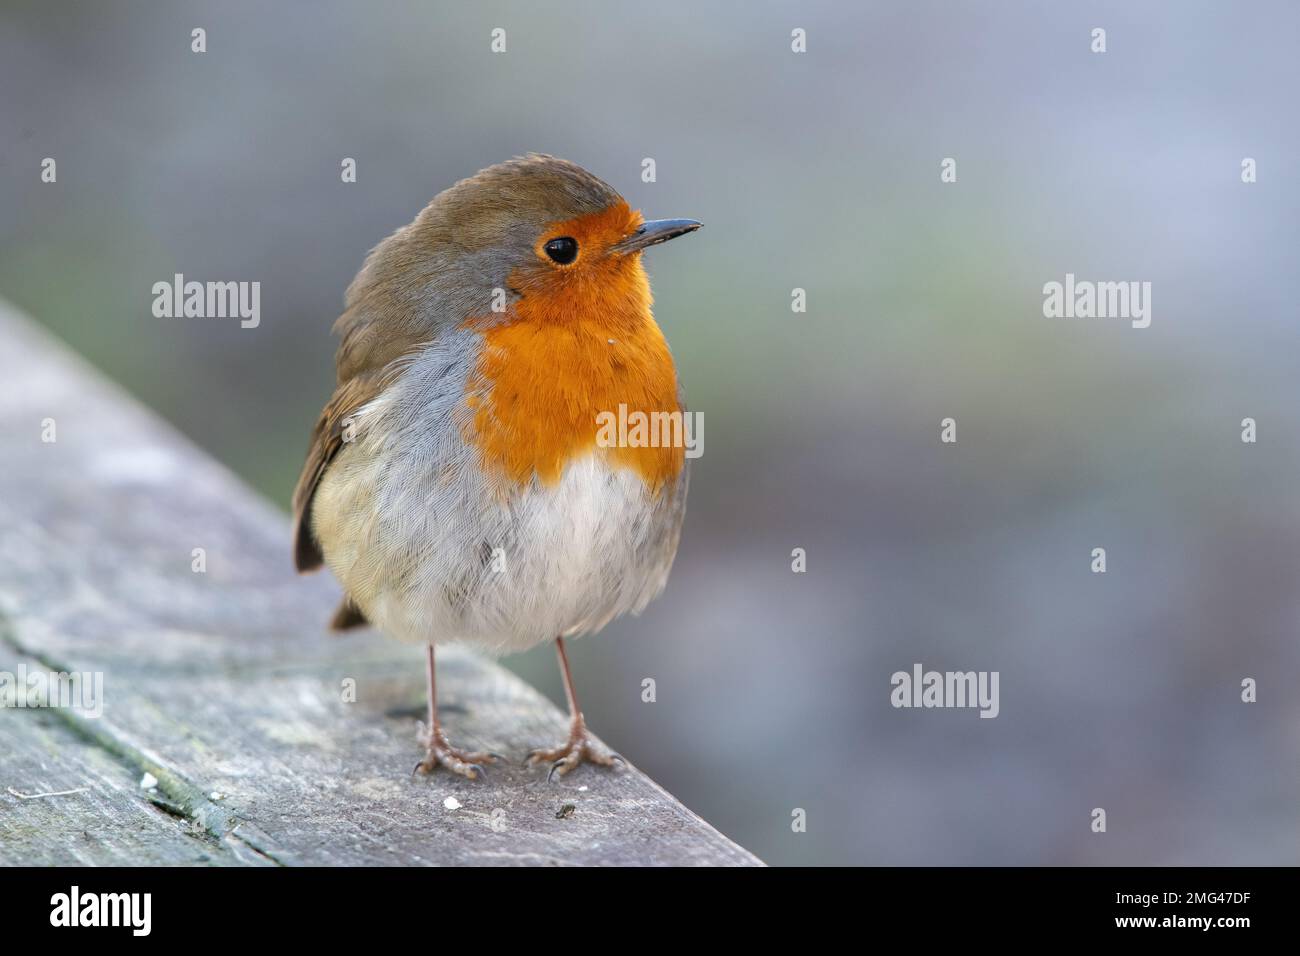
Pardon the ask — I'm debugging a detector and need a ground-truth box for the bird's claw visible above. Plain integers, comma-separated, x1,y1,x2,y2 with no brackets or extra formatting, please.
415,728,497,780
527,724,623,781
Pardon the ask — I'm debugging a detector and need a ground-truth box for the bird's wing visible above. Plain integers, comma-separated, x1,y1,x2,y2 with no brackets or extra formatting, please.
291,299,431,572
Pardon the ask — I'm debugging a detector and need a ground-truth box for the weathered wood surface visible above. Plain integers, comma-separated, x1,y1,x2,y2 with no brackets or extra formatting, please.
0,303,761,866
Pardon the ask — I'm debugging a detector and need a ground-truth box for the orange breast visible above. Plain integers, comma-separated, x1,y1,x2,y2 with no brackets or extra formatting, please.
463,258,684,493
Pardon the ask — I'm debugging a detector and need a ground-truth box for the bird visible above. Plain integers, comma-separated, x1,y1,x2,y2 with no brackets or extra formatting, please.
292,154,700,780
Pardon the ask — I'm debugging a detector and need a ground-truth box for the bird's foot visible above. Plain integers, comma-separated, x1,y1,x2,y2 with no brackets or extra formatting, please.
526,717,624,781
414,726,497,781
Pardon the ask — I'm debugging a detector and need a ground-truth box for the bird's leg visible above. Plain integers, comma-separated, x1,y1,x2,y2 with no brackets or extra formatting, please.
526,637,623,780
415,643,495,780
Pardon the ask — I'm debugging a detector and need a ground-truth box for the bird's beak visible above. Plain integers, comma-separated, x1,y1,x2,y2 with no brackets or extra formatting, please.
615,218,702,254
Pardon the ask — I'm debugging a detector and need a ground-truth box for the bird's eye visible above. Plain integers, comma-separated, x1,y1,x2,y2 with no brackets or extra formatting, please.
543,236,579,265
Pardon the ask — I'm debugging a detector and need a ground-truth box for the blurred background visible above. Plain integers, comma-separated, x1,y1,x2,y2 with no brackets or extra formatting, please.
2,0,1298,865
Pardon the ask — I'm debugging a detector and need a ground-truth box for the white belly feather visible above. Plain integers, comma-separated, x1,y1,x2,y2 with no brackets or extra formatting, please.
314,436,682,655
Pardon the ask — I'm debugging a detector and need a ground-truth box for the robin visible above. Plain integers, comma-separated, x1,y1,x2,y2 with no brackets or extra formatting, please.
292,154,700,779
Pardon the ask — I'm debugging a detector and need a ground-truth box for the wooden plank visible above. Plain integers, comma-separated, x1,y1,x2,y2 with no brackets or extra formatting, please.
0,665,256,867
0,303,761,866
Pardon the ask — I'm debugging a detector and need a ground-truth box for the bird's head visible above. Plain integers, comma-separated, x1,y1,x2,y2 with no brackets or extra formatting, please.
397,154,701,333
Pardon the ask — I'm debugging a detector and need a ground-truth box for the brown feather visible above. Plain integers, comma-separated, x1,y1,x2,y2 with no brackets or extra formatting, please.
329,597,369,631
291,361,411,571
